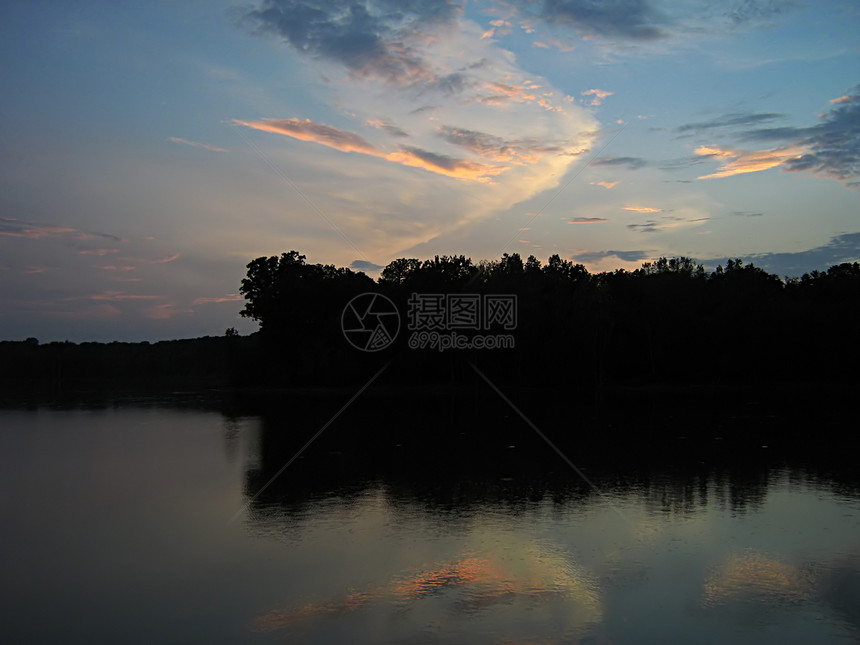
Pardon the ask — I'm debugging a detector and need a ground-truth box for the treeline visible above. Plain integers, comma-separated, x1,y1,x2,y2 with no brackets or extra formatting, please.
0,335,260,397
2,251,859,397
237,251,860,389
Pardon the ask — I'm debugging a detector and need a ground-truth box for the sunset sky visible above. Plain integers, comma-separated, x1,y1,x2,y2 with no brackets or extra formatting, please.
1,0,858,341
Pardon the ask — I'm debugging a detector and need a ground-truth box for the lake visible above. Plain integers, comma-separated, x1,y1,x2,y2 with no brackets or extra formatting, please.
1,396,858,644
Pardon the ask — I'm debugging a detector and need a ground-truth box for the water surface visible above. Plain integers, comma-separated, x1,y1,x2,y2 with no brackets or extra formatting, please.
1,402,858,643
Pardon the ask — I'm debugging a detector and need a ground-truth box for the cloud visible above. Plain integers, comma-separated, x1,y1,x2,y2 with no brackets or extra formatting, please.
99,265,136,272
366,119,409,137
695,144,806,179
623,205,662,213
168,137,228,153
0,217,121,242
676,111,783,134
694,86,860,184
627,220,660,233
350,260,384,272
144,304,194,320
592,156,648,169
732,210,764,217
244,0,460,87
237,118,507,181
235,118,379,155
437,126,564,164
78,248,120,256
590,181,618,189
627,215,709,233
503,0,666,41
88,291,164,302
239,2,599,257
581,88,613,106
719,232,860,277
568,217,608,224
192,294,244,305
572,249,650,263
134,253,181,265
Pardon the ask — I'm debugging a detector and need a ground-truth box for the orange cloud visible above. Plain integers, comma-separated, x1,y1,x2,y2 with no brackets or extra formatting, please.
830,95,850,104
99,265,136,271
235,118,505,182
168,137,227,153
581,89,613,106
235,118,378,155
695,144,807,179
590,181,618,189
624,206,661,213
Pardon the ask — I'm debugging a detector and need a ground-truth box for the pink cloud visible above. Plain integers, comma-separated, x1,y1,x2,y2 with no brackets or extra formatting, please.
88,291,163,302
581,89,613,106
78,248,120,256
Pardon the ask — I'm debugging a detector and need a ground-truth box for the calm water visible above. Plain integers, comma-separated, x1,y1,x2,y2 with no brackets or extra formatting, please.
1,402,859,644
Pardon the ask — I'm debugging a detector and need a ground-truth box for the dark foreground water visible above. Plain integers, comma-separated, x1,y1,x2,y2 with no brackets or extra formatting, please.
1,400,858,644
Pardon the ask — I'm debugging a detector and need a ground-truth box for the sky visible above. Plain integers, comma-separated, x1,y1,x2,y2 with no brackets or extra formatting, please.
1,0,858,342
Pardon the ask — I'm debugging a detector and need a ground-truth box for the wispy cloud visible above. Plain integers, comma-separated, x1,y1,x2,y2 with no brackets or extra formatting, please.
168,137,228,153
695,144,806,179
624,205,662,213
134,253,181,265
568,217,608,224
144,304,193,320
88,291,163,301
0,217,121,242
693,86,860,184
192,294,244,305
236,118,507,182
676,111,783,135
627,215,709,233
590,181,618,189
366,119,409,137
592,156,648,169
78,248,120,256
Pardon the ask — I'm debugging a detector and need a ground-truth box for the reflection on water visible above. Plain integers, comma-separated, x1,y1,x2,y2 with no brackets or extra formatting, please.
1,401,859,644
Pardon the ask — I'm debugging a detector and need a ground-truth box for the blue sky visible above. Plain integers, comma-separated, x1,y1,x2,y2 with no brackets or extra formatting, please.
1,0,858,341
